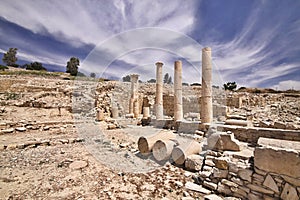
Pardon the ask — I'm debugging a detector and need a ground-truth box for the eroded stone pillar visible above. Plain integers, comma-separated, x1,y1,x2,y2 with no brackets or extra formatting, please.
174,60,183,121
155,62,164,119
129,74,139,117
201,47,213,124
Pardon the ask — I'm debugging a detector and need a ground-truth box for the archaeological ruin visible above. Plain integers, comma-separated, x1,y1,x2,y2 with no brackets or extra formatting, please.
0,47,299,199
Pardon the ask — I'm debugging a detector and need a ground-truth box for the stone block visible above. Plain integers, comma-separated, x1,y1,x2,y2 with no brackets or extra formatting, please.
281,175,300,187
254,144,300,178
185,154,204,171
207,132,241,151
213,168,228,178
263,174,279,193
203,181,218,190
238,169,253,182
246,184,274,195
213,157,229,170
280,183,299,200
217,182,231,195
185,182,211,194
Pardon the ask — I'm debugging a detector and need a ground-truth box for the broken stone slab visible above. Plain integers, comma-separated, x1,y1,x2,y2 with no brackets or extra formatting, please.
254,140,300,178
280,183,299,200
204,194,223,200
263,174,279,193
207,132,241,151
185,154,204,171
185,182,211,194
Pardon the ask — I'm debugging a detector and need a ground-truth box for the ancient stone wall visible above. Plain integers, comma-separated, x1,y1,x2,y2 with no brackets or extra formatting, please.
220,125,300,143
196,137,300,199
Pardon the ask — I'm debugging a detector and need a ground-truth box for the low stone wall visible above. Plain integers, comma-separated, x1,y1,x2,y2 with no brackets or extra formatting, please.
219,125,300,143
194,138,300,199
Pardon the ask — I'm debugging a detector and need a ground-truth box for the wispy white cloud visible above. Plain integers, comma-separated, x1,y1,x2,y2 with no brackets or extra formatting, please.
1,0,299,89
272,80,300,91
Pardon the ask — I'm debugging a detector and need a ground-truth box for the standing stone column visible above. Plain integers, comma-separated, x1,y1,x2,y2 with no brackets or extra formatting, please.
201,47,213,124
155,62,164,120
129,74,139,117
174,60,183,121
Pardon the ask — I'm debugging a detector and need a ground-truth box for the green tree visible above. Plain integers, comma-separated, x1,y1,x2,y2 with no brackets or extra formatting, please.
66,57,80,76
164,73,172,84
147,79,156,83
90,72,96,78
122,75,131,82
224,82,237,91
2,48,18,66
25,62,47,71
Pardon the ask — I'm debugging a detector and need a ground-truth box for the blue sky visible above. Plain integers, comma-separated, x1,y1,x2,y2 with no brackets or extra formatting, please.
0,0,299,90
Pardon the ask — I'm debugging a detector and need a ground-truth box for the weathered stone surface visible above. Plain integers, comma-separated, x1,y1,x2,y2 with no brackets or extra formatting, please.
238,169,253,182
185,182,211,194
221,179,238,188
185,154,204,171
246,184,274,195
263,174,279,193
254,145,300,178
281,183,299,200
213,157,229,170
69,160,88,170
207,132,241,151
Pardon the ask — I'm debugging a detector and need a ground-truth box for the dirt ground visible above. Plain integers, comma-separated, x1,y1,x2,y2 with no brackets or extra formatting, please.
0,107,202,200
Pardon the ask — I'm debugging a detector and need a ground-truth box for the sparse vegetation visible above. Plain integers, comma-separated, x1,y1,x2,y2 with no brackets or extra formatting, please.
164,73,172,84
90,72,96,78
24,62,47,71
122,75,131,82
66,57,80,76
223,82,237,91
2,48,18,66
147,79,156,83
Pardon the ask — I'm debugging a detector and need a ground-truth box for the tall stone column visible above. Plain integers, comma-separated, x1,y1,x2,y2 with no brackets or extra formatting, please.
174,60,183,121
155,62,164,120
201,47,213,124
129,74,139,117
